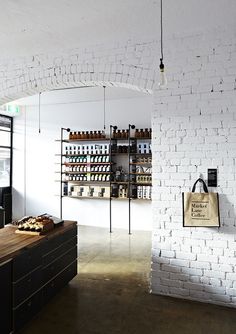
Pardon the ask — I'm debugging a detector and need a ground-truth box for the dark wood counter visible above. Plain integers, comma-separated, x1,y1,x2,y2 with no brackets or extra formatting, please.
0,220,78,334
0,220,76,264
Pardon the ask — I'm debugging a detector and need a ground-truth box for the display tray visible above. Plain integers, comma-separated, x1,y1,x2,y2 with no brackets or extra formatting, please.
15,228,52,236
14,214,64,235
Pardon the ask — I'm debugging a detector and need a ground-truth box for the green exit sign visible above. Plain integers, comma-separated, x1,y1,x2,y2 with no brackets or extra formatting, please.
6,104,20,114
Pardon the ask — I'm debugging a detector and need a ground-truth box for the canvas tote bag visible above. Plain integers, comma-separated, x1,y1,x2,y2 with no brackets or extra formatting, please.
182,178,220,227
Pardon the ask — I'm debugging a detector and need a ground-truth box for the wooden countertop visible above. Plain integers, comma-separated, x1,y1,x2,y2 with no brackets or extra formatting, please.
0,221,77,264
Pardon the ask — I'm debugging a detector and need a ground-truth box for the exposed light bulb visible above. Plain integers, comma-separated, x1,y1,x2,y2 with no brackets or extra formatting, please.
159,58,167,88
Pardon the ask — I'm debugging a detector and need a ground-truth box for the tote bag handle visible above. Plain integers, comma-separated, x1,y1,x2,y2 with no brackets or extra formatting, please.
191,178,208,193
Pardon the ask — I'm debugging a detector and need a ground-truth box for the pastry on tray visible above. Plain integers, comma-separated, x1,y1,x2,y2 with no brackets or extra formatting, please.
16,215,54,233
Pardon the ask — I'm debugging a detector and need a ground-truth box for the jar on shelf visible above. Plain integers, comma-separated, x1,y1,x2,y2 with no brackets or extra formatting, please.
117,130,121,138
113,129,117,138
144,128,149,138
81,131,85,139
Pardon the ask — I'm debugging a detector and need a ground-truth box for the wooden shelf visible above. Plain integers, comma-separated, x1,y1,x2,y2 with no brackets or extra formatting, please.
130,172,152,176
67,181,110,184
63,172,112,175
131,198,152,201
63,138,108,142
64,195,109,200
111,197,129,200
111,181,129,185
131,183,152,186
130,137,151,140
129,162,152,165
111,137,151,141
130,153,152,156
63,162,112,165
62,154,110,157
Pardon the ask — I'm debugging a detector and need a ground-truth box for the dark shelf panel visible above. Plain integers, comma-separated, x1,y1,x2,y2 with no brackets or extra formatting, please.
111,197,129,200
110,181,129,185
130,153,152,156
131,183,152,186
64,195,110,200
130,137,151,140
62,154,110,157
63,162,112,165
129,162,152,165
63,172,112,175
130,173,152,176
67,181,110,184
131,198,152,201
57,137,151,142
62,138,109,142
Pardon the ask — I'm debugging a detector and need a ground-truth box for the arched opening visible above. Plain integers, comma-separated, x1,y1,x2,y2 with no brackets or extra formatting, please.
9,83,154,330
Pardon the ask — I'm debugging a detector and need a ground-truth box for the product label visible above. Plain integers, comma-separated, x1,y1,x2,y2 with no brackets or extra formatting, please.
191,201,209,220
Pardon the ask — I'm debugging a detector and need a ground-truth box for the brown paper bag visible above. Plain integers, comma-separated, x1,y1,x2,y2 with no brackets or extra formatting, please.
182,178,220,227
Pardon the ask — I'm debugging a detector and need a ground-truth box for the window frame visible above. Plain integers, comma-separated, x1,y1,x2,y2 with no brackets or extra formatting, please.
0,114,13,188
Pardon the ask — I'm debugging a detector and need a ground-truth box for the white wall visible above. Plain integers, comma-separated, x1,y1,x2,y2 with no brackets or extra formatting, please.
13,88,152,231
151,27,236,307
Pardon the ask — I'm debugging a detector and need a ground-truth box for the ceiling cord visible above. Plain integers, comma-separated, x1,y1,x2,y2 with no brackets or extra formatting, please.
39,92,41,133
103,86,106,130
160,0,163,61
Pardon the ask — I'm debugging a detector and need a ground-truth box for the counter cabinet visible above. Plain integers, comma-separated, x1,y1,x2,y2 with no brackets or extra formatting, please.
0,221,78,334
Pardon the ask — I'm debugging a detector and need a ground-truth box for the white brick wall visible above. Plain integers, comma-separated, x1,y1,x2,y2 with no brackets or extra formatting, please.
1,23,236,308
0,40,157,105
151,27,236,308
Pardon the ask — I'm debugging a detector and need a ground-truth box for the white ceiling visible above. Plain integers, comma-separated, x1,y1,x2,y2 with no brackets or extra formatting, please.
13,86,150,106
0,0,235,59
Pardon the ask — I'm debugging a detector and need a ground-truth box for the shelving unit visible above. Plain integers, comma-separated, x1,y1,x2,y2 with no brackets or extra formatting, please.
57,126,152,234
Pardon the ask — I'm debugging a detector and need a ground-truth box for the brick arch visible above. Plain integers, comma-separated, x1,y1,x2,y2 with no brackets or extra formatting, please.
0,41,158,104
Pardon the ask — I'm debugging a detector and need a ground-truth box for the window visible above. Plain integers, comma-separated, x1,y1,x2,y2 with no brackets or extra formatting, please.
0,115,13,187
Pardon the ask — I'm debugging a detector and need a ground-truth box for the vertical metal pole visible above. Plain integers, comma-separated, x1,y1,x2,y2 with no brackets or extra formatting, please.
109,125,112,233
60,128,63,219
128,124,131,235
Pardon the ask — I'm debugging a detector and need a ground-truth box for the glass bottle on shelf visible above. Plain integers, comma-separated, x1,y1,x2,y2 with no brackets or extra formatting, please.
144,128,149,138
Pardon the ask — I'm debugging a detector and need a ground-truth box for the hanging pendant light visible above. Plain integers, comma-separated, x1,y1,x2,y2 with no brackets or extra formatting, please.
159,0,167,88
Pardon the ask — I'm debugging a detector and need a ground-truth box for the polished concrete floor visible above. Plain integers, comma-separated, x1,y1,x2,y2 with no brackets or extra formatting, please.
19,225,236,334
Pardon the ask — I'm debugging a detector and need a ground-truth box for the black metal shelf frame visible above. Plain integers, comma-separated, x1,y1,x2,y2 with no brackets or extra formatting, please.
58,126,152,234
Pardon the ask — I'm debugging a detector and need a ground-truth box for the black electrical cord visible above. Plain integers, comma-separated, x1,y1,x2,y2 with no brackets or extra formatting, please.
103,86,106,130
160,0,163,61
39,92,41,133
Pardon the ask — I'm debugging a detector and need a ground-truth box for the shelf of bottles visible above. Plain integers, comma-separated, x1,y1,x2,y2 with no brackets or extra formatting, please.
129,133,152,201
110,127,152,200
59,127,152,200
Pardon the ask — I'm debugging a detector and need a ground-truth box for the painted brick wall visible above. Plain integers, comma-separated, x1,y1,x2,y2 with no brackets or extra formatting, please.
1,22,236,308
0,39,157,105
151,27,236,307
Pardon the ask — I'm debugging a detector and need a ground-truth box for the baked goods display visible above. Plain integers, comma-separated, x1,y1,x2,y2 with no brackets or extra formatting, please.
15,215,54,235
